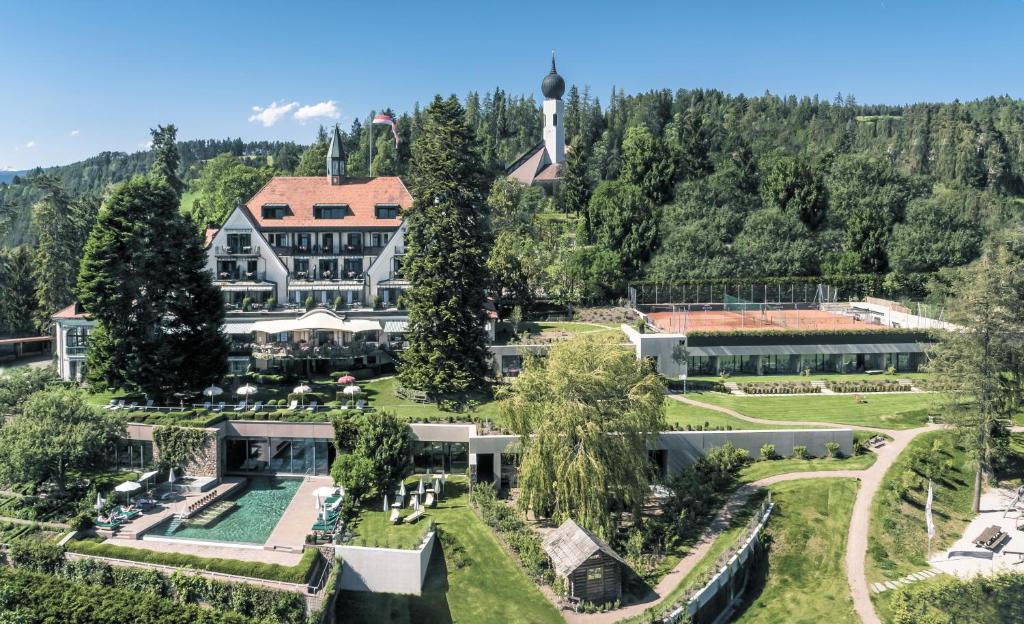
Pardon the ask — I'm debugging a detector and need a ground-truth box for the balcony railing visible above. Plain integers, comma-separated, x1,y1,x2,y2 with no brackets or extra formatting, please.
290,270,364,282
252,341,376,360
215,270,267,282
215,244,260,256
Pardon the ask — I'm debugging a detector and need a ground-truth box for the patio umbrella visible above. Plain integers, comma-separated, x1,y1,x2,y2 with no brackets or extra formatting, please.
337,375,355,385
434,477,442,496
399,482,406,497
235,384,258,407
383,495,389,512
293,384,312,406
168,467,176,485
342,385,361,396
94,492,104,512
203,385,223,398
411,493,419,511
115,481,141,503
418,478,425,496
312,486,336,509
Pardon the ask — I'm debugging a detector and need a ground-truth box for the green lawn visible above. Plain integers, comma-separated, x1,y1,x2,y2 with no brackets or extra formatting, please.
738,453,876,483
664,399,820,430
692,392,936,430
336,478,563,624
361,377,502,424
351,477,448,549
866,430,973,583
733,478,859,624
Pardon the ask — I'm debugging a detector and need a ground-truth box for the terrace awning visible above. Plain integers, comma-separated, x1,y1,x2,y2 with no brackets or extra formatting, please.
383,320,408,333
378,278,411,287
685,342,928,357
224,321,256,334
219,283,274,292
250,310,381,334
287,282,362,292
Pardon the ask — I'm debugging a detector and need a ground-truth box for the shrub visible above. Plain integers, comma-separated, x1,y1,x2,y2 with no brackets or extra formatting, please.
240,296,251,310
266,296,276,310
791,445,809,460
304,295,316,311
437,527,469,570
760,443,776,461
333,296,344,310
825,441,841,458
8,538,64,573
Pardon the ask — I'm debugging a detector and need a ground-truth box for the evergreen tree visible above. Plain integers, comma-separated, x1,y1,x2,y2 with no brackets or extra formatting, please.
30,175,94,329
619,126,679,205
0,246,39,336
149,125,183,197
582,181,658,276
559,142,592,216
77,175,227,398
399,96,490,396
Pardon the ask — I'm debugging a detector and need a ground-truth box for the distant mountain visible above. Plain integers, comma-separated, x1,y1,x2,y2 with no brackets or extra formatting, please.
0,170,27,185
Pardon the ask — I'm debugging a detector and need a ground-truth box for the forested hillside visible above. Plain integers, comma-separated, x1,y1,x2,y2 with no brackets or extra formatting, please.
5,85,1024,336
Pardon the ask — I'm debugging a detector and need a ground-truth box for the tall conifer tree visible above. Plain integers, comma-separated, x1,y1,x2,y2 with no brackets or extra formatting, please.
399,96,490,396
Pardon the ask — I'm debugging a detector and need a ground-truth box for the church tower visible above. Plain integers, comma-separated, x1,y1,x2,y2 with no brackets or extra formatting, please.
541,52,565,165
326,124,346,184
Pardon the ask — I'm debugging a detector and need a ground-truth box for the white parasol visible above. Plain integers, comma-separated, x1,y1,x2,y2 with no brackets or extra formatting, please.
203,385,223,398
94,492,105,512
418,478,424,496
236,384,258,407
383,495,389,512
342,385,361,396
399,482,406,497
168,467,176,485
293,384,312,406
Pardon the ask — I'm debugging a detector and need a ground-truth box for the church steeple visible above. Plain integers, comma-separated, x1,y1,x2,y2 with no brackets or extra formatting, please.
541,51,565,165
326,125,346,184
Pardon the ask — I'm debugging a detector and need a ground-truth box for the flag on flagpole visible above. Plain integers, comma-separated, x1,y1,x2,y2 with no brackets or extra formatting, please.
925,480,935,540
373,113,400,147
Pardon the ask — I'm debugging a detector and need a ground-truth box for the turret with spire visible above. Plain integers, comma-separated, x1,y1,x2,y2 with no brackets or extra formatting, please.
542,51,565,165
326,124,346,184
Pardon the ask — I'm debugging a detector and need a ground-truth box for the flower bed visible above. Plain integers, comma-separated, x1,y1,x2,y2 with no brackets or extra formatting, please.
738,382,821,395
826,380,912,393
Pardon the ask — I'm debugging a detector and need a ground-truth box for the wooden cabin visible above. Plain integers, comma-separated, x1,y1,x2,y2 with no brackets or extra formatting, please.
543,519,626,605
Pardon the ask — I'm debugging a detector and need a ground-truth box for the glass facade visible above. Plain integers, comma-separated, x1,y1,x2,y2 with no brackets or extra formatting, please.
111,440,154,471
686,356,713,375
717,355,758,374
224,437,333,475
412,441,468,474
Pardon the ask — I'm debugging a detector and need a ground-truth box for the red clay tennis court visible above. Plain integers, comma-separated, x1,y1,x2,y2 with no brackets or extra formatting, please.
645,307,886,333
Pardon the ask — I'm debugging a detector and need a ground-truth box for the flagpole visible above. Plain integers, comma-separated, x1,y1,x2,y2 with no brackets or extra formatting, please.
368,111,373,176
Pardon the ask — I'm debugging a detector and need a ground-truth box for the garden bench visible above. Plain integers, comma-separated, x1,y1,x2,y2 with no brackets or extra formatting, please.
973,525,1007,550
404,508,425,524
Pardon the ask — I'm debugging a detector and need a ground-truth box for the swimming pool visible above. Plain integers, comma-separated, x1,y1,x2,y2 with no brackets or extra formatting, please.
147,477,301,545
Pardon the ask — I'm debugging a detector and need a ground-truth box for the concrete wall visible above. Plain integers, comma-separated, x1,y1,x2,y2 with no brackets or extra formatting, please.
654,429,854,476
621,323,687,378
336,531,435,595
409,423,474,443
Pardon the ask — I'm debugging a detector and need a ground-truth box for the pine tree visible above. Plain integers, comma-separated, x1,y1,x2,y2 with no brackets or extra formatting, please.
559,143,591,216
0,246,39,336
149,125,184,196
30,175,93,330
398,96,491,397
294,126,330,176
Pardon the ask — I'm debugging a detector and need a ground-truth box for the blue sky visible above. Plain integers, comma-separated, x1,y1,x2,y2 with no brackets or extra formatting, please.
3,0,1024,170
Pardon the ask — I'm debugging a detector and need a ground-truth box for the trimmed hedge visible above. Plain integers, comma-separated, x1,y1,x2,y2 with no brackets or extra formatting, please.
65,538,319,584
826,380,912,393
120,410,226,427
738,381,820,395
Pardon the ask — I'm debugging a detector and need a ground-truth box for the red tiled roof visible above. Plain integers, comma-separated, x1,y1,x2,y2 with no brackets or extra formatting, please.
244,176,412,229
203,227,218,248
52,303,88,320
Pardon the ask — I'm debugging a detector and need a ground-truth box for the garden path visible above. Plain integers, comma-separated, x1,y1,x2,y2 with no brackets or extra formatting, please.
558,395,938,624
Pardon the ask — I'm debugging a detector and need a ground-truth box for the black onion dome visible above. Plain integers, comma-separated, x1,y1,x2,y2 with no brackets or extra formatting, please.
541,54,565,99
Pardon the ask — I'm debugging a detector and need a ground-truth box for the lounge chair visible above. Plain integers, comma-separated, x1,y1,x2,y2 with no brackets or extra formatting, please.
355,399,367,410
404,509,425,524
248,401,263,412
232,401,245,411
288,400,299,410
93,518,122,529
213,402,225,413
424,493,435,508
201,402,212,411
143,399,154,411
389,508,400,524
110,400,126,411
125,402,138,411
306,400,318,412
102,399,118,410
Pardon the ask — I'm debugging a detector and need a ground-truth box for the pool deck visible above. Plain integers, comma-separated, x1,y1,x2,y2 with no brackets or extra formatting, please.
266,475,335,553
112,477,247,540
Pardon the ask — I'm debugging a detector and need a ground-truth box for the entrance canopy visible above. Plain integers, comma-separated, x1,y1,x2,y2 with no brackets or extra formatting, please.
250,309,381,335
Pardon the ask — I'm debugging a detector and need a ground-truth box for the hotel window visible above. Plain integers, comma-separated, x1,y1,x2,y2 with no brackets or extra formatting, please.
261,204,288,219
321,233,334,254
344,258,363,277
226,232,251,253
313,204,348,219
295,233,311,251
345,233,362,252
266,232,287,248
293,259,309,275
67,327,89,356
375,204,400,219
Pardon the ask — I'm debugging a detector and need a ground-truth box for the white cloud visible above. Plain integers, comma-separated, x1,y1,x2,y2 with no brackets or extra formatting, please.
24,140,36,149
248,101,298,127
70,129,80,137
294,100,340,123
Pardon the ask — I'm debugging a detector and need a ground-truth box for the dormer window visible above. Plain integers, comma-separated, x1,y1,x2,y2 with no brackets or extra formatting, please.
262,204,289,219
314,204,349,219
375,204,400,219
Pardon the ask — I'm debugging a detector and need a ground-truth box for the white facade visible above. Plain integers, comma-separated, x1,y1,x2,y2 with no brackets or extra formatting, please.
543,97,565,165
206,208,289,303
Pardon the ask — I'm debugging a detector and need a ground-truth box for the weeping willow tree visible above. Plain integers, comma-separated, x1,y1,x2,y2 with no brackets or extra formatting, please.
501,336,665,539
